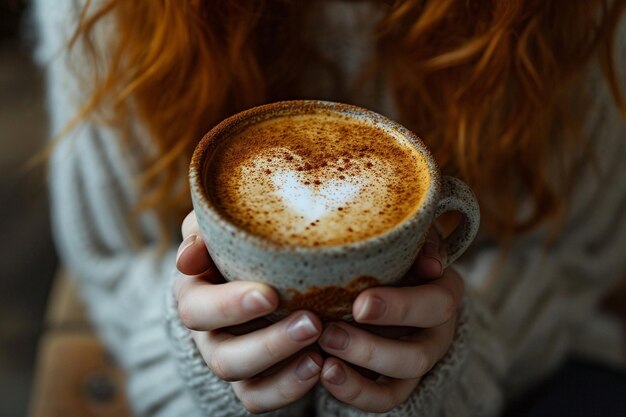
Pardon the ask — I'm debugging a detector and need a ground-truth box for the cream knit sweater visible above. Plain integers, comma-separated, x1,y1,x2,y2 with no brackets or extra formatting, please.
35,1,626,416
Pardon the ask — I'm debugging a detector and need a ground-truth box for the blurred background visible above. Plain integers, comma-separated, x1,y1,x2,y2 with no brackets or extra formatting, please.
0,0,58,415
0,2,625,417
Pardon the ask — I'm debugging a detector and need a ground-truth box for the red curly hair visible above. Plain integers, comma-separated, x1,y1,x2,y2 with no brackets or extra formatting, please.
67,0,626,243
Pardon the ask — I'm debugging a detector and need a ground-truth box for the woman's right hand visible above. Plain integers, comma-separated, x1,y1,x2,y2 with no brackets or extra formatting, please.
174,211,324,414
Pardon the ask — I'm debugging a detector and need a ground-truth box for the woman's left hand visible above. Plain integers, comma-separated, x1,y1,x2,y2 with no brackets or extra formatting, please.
318,228,465,413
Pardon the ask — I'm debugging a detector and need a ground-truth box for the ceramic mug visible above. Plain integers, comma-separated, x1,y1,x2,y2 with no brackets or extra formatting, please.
189,100,480,321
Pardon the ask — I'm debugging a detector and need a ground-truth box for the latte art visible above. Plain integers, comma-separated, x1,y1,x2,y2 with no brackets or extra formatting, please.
269,158,362,223
235,148,399,244
206,113,430,246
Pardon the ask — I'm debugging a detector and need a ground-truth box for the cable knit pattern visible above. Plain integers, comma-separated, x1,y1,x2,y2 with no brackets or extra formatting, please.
36,0,626,416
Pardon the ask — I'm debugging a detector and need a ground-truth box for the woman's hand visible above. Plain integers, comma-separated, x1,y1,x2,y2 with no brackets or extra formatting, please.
318,227,465,413
174,211,323,414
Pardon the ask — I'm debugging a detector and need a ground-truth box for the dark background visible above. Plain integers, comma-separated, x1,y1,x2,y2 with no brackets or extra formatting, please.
0,0,58,416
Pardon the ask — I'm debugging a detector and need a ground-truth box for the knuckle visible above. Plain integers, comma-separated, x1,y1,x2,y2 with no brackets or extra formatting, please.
262,337,280,361
241,399,262,414
239,398,254,414
275,380,296,404
209,351,237,382
343,382,365,404
238,391,263,415
175,275,194,300
394,300,410,324
361,341,377,366
438,287,459,322
216,296,236,323
377,395,398,413
177,297,198,330
173,274,188,299
411,347,434,377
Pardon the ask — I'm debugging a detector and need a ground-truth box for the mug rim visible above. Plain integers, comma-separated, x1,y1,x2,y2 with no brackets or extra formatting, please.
189,100,443,255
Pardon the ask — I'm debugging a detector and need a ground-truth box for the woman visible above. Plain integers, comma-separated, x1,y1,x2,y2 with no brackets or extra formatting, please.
35,0,626,416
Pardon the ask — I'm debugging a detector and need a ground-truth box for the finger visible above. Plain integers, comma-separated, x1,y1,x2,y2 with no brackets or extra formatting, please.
173,264,225,299
321,358,420,413
193,311,321,381
412,225,445,280
353,267,464,327
176,235,216,276
231,351,323,414
177,212,214,275
319,319,456,379
176,275,278,330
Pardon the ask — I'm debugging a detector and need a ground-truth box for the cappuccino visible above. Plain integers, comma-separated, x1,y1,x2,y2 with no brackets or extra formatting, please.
205,112,430,247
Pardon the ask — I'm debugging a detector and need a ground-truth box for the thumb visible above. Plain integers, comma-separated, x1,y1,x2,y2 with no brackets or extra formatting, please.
176,211,215,276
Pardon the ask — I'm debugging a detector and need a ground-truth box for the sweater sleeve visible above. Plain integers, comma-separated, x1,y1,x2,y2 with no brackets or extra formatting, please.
315,34,626,417
35,1,200,416
34,1,313,416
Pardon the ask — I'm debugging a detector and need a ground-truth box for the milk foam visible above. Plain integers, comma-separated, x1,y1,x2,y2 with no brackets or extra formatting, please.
207,113,430,246
234,146,401,244
271,169,361,222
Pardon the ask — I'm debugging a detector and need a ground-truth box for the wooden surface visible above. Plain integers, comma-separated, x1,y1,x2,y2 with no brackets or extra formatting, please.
44,271,89,329
28,270,133,417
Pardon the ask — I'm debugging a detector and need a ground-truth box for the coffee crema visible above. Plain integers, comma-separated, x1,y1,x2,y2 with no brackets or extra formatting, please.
205,112,430,246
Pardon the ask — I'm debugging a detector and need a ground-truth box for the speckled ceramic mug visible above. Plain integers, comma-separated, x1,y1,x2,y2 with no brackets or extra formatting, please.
190,101,480,321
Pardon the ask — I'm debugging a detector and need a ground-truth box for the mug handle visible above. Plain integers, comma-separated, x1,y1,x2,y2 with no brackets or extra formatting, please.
434,176,481,267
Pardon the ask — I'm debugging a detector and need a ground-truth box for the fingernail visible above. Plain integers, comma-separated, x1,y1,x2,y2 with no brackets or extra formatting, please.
422,241,443,276
295,355,321,381
287,315,319,342
320,325,349,350
242,290,273,314
176,234,197,263
355,296,386,321
323,364,346,385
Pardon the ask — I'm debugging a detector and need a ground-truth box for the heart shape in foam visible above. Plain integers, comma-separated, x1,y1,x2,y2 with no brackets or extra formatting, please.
236,147,396,245
271,169,362,222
